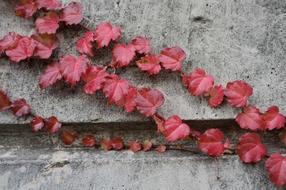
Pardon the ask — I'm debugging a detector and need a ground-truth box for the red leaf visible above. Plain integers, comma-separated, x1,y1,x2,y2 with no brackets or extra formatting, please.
224,80,253,108
163,115,190,142
61,2,83,25
128,141,142,152
111,44,135,68
61,129,78,145
101,139,113,151
159,46,186,71
45,116,61,134
114,86,138,113
11,99,31,117
235,106,263,131
136,54,161,75
36,0,62,10
208,85,224,108
59,55,89,86
31,116,44,132
131,36,151,54
0,90,11,111
103,74,130,104
6,37,36,62
152,114,165,133
35,12,60,34
198,128,225,157
237,133,267,163
263,106,285,130
76,31,95,57
82,66,108,94
82,134,96,147
94,22,121,48
143,140,153,151
135,88,164,117
0,32,22,53
15,0,37,18
111,137,124,150
32,34,58,59
265,154,286,187
155,145,166,153
39,62,62,89
182,68,214,96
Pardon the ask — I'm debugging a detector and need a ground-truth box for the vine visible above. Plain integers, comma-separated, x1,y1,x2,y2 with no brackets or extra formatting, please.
0,0,285,187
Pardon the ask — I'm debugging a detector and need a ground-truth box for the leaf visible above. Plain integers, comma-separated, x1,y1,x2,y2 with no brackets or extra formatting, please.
122,87,138,113
35,12,60,34
128,141,142,152
31,116,44,132
131,36,151,54
0,90,11,111
163,115,190,142
136,54,161,75
263,106,285,130
39,62,63,89
235,106,263,131
11,99,31,117
265,154,286,187
135,88,165,117
76,31,95,57
94,22,121,48
103,74,130,104
61,129,78,145
224,80,253,108
182,68,214,96
198,128,225,157
208,85,224,108
59,55,89,86
82,66,109,94
60,2,83,25
155,145,166,153
6,37,36,62
101,139,113,151
32,34,58,59
82,134,96,147
111,44,136,68
143,139,153,151
45,116,61,134
159,46,186,71
237,133,267,163
15,0,37,18
36,0,62,10
111,137,124,150
0,32,21,53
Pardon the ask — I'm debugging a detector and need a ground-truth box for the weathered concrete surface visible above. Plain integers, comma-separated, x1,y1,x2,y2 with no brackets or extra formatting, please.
0,0,286,123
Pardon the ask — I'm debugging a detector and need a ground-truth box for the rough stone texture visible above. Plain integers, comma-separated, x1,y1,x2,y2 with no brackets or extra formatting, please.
0,0,285,123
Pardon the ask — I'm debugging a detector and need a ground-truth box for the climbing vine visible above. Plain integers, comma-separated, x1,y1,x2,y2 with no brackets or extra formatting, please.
0,0,285,187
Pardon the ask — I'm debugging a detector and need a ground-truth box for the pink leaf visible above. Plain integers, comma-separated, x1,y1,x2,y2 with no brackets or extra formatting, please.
32,34,58,59
94,22,122,48
265,154,286,187
11,99,31,117
6,37,36,62
59,55,89,86
15,0,37,18
82,134,96,147
61,2,83,25
129,141,142,152
235,106,263,131
111,44,135,68
45,116,61,133
0,90,12,111
36,0,62,10
82,66,109,94
35,12,60,34
135,88,164,117
76,31,95,57
143,140,153,151
155,145,166,153
163,115,190,142
39,62,62,89
198,128,225,157
31,116,45,132
182,68,214,96
136,54,161,75
263,106,285,130
237,133,267,163
224,80,253,108
159,46,186,71
131,36,151,54
110,137,124,150
114,86,138,113
0,32,22,53
208,85,224,108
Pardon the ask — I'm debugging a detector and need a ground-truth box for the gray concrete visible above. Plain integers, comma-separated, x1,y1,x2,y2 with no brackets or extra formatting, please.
0,0,285,123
